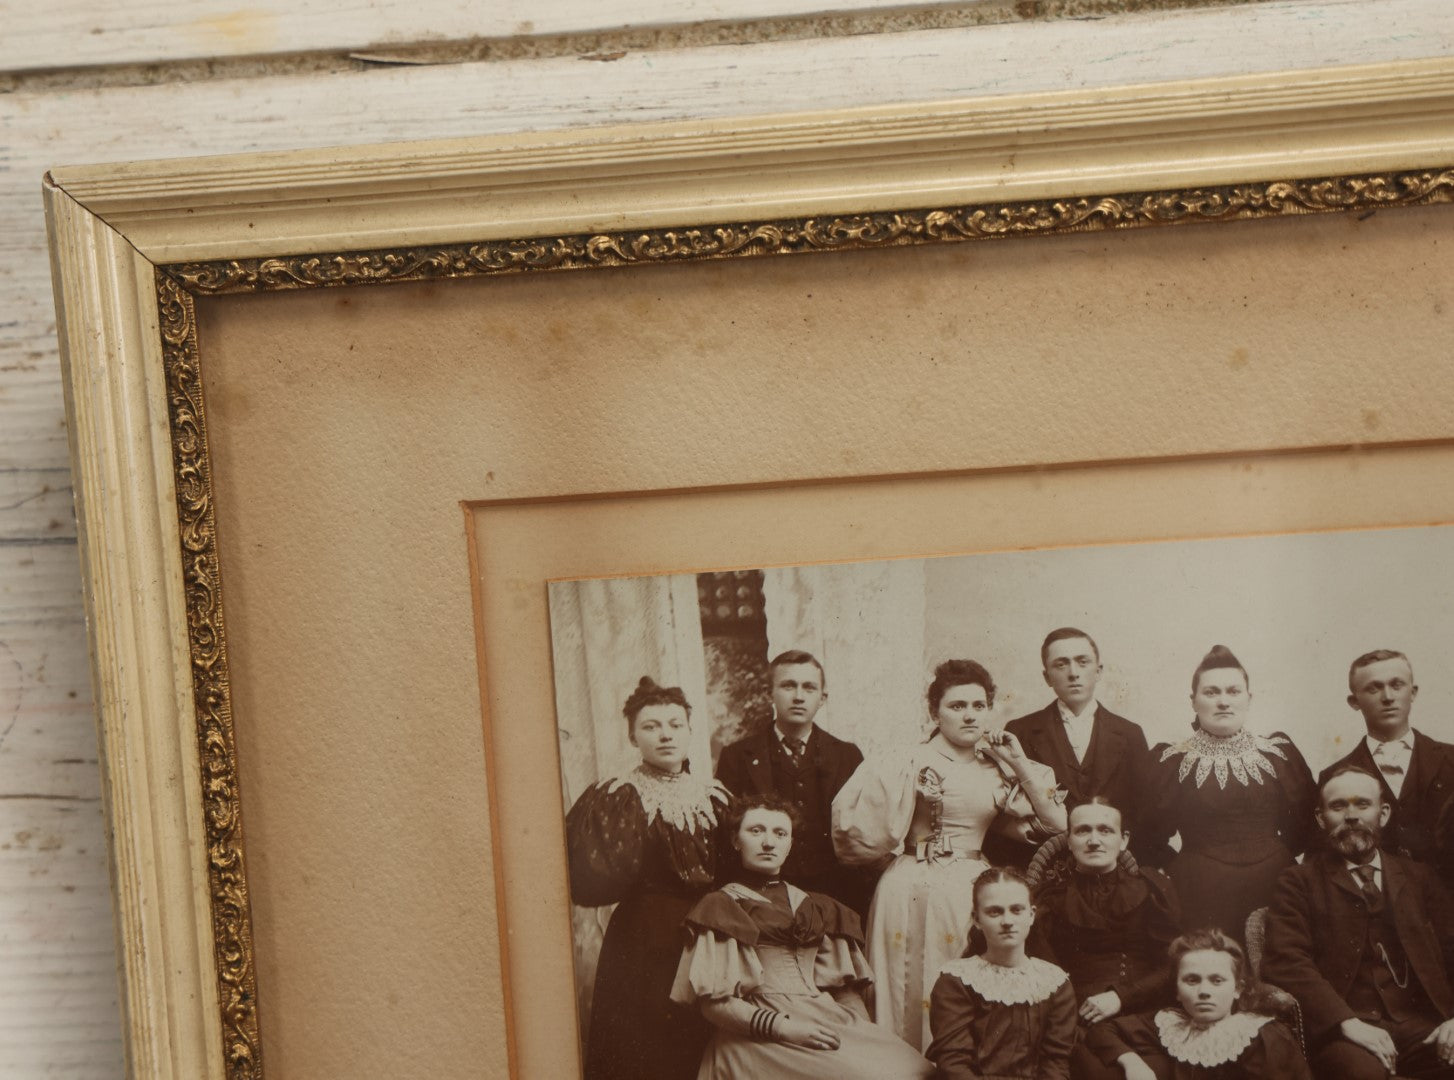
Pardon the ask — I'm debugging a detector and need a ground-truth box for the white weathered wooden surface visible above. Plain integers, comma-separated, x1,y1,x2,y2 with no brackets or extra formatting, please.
6,1,1454,1075
2,0,992,72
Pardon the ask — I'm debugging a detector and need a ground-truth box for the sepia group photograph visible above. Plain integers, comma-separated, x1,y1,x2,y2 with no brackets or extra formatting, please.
549,522,1454,1080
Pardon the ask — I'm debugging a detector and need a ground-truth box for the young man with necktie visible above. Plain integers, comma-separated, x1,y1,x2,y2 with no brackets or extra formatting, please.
715,649,871,915
1320,649,1454,876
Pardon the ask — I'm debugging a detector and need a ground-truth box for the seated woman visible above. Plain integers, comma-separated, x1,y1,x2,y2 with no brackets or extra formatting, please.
1028,799,1182,1023
833,659,1066,1050
928,867,1078,1080
1082,928,1310,1080
670,793,932,1080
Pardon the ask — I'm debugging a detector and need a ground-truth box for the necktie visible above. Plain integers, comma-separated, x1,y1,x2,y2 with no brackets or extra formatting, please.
1379,762,1405,778
784,737,806,765
1353,864,1381,908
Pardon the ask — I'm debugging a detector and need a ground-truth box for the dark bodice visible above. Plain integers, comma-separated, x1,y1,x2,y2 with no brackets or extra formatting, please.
1032,866,1181,1011
566,769,724,906
1142,730,1315,867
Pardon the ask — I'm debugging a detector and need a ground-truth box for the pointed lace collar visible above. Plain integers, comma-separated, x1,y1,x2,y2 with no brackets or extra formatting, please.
606,765,727,833
1154,1009,1272,1066
939,955,1068,1005
1159,729,1289,789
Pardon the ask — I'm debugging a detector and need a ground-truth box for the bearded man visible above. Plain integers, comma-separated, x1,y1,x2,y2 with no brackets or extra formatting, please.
1263,765,1454,1079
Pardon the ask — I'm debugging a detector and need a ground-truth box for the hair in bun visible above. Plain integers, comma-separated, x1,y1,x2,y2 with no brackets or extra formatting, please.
623,676,691,735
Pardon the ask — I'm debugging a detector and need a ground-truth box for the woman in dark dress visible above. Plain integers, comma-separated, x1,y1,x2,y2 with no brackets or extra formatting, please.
1139,645,1315,942
566,677,730,1080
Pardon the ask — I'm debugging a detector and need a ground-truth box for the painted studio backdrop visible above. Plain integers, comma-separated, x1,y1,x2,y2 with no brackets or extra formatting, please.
546,523,1454,1042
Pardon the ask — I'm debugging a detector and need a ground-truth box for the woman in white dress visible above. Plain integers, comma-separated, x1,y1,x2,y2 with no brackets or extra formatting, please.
832,658,1066,1051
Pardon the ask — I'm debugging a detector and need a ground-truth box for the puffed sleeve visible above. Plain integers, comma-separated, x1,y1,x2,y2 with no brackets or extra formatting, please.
1269,733,1316,859
926,972,985,1080
832,752,918,868
1136,746,1180,869
992,757,1066,842
565,780,647,907
808,896,874,990
669,891,766,1005
670,931,766,1006
1039,979,1078,1080
1243,1020,1312,1080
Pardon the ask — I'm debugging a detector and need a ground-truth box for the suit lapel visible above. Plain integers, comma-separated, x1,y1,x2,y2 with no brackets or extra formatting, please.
1324,852,1367,906
1402,738,1425,804
1408,730,1454,809
1084,707,1123,787
1033,705,1079,777
1349,739,1399,807
746,731,776,793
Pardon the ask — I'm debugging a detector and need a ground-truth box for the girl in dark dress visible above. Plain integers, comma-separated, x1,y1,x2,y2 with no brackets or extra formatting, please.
566,677,729,1080
927,867,1078,1080
1139,646,1315,942
1083,928,1310,1079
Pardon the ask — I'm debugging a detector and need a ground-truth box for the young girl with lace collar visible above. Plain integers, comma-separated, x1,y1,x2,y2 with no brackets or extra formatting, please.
927,867,1077,1079
1083,928,1310,1079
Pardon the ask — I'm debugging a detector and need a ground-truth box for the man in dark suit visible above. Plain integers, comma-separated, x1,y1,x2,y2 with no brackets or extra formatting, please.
1321,649,1454,875
1003,628,1150,861
715,649,870,913
1264,765,1454,1078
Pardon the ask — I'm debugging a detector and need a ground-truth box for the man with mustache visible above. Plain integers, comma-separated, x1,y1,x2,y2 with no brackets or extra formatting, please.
1264,766,1454,1078
1320,649,1454,875
715,649,871,915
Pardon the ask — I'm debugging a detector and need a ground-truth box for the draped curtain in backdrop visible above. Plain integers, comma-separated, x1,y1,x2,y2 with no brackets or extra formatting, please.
547,574,711,1042
762,561,929,759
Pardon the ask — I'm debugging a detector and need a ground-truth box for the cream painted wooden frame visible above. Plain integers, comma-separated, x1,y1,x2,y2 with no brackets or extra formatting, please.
44,57,1454,1080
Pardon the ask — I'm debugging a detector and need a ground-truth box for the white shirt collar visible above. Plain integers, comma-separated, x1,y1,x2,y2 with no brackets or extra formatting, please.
1366,731,1414,755
1345,850,1383,879
773,724,813,747
1056,698,1099,724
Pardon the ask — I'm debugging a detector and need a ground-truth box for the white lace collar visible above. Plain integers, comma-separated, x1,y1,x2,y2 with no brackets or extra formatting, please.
939,955,1068,1005
607,765,727,833
1154,1009,1272,1066
1160,729,1289,789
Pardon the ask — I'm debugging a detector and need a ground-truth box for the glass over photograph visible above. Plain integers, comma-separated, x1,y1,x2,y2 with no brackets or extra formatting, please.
547,523,1454,1080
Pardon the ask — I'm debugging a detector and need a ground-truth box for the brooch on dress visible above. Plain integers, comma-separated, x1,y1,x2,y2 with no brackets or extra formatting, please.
1159,729,1289,790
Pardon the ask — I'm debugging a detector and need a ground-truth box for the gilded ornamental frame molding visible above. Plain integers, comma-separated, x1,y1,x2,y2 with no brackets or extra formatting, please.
44,56,1454,1079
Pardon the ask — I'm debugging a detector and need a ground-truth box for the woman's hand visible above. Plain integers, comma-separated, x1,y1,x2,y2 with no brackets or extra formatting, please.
1116,1053,1157,1080
775,1017,841,1051
1080,990,1122,1024
981,730,1029,772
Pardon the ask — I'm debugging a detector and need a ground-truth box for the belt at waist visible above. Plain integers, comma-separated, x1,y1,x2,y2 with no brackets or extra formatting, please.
908,834,984,863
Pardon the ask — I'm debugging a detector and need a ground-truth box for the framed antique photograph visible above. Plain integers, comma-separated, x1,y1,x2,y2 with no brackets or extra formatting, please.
44,49,1454,1080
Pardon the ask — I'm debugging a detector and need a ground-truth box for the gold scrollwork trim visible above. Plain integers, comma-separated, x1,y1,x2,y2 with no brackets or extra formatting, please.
154,164,1453,1080
157,273,262,1080
166,168,1454,295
